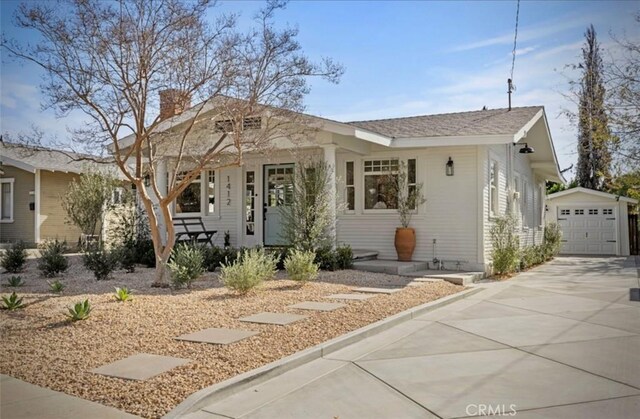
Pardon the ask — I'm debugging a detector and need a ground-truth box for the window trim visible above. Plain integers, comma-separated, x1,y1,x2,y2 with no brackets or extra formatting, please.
205,170,217,216
0,178,15,223
345,161,355,213
363,157,401,213
173,170,204,217
489,160,499,218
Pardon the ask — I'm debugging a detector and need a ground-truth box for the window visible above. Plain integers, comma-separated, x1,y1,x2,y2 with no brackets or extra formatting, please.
214,117,262,133
522,181,529,227
175,171,201,214
588,209,599,215
514,175,521,218
0,179,14,222
574,209,584,215
560,209,570,215
489,161,498,216
603,208,613,215
407,158,417,209
345,161,355,211
206,171,215,215
112,187,125,205
245,171,255,235
364,158,399,210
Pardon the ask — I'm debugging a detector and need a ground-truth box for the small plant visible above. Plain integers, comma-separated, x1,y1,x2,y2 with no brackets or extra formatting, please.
220,247,277,294
6,276,24,287
167,243,205,289
67,299,92,321
117,240,138,273
224,231,231,248
490,216,520,276
201,245,225,272
335,244,354,270
1,292,25,310
38,239,69,277
83,245,119,281
543,222,562,260
114,287,133,302
314,246,337,271
48,280,66,294
1,241,28,273
285,249,319,283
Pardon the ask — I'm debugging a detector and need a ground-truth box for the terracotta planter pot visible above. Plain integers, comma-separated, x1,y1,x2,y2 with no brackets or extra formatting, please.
395,227,416,261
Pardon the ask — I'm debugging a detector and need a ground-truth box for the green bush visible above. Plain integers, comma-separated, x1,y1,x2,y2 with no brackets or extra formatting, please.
520,245,545,270
167,243,205,289
48,280,65,294
1,241,28,273
116,239,138,273
285,249,319,283
490,216,520,275
1,292,25,310
220,247,277,294
38,239,69,277
114,287,133,302
67,299,92,321
543,222,562,260
314,246,337,271
6,276,24,287
83,246,119,280
335,245,353,270
200,245,225,272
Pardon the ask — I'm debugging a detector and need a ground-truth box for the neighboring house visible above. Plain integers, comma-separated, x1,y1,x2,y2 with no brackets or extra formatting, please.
547,187,638,256
118,93,563,273
0,142,114,245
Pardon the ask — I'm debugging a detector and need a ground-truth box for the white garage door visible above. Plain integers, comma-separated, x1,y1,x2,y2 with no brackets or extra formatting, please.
557,206,617,255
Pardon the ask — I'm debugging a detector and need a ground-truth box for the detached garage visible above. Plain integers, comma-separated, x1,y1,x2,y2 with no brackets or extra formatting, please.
546,187,638,256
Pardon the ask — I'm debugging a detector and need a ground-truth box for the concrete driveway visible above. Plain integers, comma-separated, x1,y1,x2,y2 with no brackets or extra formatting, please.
190,256,640,418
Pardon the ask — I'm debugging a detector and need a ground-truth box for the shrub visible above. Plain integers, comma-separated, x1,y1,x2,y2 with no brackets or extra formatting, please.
1,292,25,310
335,244,353,270
67,299,92,321
48,280,65,293
314,246,337,271
114,287,133,302
116,239,138,273
1,241,28,273
167,243,205,289
220,247,277,294
138,239,157,267
285,249,319,283
520,245,545,270
6,276,24,287
83,246,119,280
201,245,225,272
490,216,520,275
38,239,69,277
543,222,562,260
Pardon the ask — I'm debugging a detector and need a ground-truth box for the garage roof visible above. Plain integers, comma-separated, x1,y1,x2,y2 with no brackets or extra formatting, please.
546,187,638,204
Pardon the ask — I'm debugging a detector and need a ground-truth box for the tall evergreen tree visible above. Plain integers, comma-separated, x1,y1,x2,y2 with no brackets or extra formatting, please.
576,25,613,190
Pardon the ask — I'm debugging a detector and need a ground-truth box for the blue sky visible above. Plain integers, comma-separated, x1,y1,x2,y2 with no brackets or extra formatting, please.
1,0,638,177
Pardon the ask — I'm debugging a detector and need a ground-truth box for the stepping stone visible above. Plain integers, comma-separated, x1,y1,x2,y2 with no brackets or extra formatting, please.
239,312,308,326
324,293,374,301
288,301,346,311
353,287,402,294
406,282,424,287
175,327,258,345
412,277,444,283
91,353,189,381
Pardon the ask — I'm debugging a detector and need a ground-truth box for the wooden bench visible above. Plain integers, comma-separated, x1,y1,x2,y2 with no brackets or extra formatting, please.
173,217,217,246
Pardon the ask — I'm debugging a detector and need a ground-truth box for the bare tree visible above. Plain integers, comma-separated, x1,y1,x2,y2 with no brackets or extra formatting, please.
2,0,343,285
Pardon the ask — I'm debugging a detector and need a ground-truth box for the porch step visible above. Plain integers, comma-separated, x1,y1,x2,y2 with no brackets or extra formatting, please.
405,270,486,286
352,259,428,275
352,249,379,261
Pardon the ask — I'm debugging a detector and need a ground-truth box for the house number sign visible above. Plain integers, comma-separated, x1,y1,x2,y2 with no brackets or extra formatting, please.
226,175,231,206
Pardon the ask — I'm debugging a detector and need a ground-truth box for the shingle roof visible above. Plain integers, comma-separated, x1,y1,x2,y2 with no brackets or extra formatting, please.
347,106,543,139
0,141,114,174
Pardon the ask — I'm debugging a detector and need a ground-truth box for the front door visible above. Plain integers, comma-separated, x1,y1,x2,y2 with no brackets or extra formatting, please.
263,164,294,246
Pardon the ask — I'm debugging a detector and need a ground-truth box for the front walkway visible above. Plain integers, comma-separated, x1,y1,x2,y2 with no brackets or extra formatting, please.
185,256,640,418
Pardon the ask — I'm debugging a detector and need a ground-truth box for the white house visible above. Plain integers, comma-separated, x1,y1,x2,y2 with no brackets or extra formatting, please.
546,187,638,256
118,96,564,274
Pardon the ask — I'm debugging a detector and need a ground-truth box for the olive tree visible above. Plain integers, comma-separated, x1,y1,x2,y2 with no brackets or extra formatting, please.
2,0,343,286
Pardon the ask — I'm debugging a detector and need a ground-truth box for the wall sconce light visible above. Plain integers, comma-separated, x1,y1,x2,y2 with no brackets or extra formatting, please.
518,143,535,154
446,157,454,176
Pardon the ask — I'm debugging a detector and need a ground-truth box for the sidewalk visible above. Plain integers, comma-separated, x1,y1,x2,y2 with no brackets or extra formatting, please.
1,374,137,419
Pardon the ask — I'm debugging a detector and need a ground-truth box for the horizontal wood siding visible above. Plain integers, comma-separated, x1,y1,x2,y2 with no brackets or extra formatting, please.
0,166,35,243
40,171,83,243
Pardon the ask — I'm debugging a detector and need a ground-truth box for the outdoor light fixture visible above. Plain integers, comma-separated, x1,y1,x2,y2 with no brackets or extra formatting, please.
446,157,454,176
518,143,535,154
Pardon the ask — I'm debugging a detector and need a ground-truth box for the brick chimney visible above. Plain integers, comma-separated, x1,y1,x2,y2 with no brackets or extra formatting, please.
159,89,191,120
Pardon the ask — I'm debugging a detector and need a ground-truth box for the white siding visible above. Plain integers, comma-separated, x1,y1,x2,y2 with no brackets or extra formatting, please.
336,146,483,271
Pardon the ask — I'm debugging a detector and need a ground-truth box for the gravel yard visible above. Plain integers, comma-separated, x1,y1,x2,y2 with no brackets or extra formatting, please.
0,256,463,418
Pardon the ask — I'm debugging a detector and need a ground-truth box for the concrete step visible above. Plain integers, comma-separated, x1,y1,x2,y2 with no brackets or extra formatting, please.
352,259,428,275
352,249,379,261
405,270,485,286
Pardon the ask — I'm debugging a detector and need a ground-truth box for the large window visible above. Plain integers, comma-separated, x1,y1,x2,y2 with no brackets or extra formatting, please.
345,161,354,211
175,171,201,214
489,160,499,217
0,179,14,222
364,158,399,210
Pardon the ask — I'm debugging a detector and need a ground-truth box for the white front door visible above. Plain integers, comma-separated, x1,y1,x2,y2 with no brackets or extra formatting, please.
557,206,617,255
263,164,294,246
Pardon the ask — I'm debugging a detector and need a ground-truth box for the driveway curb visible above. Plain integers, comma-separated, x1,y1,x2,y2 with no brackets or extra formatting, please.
164,286,484,418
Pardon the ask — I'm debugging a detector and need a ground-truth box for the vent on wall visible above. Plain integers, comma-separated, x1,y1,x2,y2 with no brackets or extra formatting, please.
214,117,262,133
